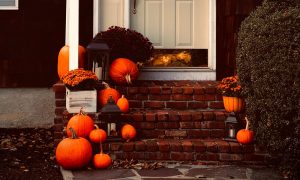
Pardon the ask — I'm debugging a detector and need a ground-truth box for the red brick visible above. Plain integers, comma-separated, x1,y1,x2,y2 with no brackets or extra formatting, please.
204,141,218,153
180,122,195,129
113,152,124,159
128,87,139,94
192,112,203,121
122,142,135,151
188,102,208,109
219,153,243,161
183,87,194,94
115,86,127,95
157,111,169,121
205,87,216,94
109,143,122,151
171,152,194,161
187,130,203,138
202,112,214,120
243,154,266,161
135,122,155,129
165,130,187,137
169,141,182,151
55,99,65,107
229,142,242,153
196,153,219,161
216,141,230,153
194,95,215,101
179,112,192,121
172,94,193,101
199,121,225,129
166,102,187,109
146,140,158,151
53,82,65,92
182,141,193,152
149,94,170,101
149,152,170,160
145,112,156,121
144,101,165,109
193,141,206,152
133,152,145,160
161,87,172,94
169,111,179,121
102,143,109,151
149,87,161,94
172,87,183,94
138,87,149,94
209,102,224,109
55,92,66,99
140,130,165,138
123,152,134,159
157,122,179,129
128,100,143,108
193,87,205,94
158,140,170,152
215,112,227,121
135,94,149,100
55,107,66,116
135,141,146,151
210,130,225,138
54,117,63,124
132,113,144,121
242,144,255,153
215,95,223,101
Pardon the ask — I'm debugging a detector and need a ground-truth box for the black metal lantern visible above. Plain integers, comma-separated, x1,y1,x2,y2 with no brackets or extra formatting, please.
100,96,122,142
223,112,240,141
86,40,110,80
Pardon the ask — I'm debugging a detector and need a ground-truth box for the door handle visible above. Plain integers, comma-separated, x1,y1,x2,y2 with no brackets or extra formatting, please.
133,0,137,14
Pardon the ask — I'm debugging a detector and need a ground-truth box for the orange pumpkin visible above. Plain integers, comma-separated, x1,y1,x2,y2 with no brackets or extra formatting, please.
57,45,86,79
117,95,129,113
236,117,254,144
223,96,245,113
66,108,94,138
98,82,121,107
121,124,136,142
89,124,107,143
56,128,92,169
109,58,139,85
93,153,112,169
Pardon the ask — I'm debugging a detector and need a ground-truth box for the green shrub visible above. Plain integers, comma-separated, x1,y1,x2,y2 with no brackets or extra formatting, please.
236,0,300,178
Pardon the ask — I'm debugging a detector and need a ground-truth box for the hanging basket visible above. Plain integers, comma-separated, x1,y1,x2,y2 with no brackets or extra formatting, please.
222,96,245,113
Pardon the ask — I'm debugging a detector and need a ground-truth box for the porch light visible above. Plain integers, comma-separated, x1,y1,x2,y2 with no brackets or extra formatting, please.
223,112,240,141
86,41,110,80
100,96,122,142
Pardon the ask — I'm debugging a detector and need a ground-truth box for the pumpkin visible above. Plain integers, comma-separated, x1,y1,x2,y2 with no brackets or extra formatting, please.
57,45,86,79
93,153,112,169
121,124,136,142
117,95,129,113
56,128,92,169
236,117,254,144
89,124,107,143
66,108,94,138
98,82,121,107
109,58,139,85
223,96,245,113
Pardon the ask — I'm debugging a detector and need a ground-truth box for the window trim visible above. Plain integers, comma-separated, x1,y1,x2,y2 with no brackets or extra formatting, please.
0,0,18,10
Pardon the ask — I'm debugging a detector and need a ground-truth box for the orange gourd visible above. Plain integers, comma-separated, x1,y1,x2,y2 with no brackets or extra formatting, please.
56,128,92,169
121,124,136,142
223,96,245,113
66,108,94,138
117,95,129,113
57,45,86,79
93,153,112,169
109,58,139,85
98,82,121,107
236,117,254,144
89,124,107,143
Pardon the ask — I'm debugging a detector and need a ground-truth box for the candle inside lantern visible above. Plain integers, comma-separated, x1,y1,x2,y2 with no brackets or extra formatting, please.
95,67,102,80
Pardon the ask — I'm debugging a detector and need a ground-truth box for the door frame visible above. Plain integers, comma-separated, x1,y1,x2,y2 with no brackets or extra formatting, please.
92,0,216,80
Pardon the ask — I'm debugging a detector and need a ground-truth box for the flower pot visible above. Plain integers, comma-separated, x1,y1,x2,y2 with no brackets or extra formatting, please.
222,96,245,113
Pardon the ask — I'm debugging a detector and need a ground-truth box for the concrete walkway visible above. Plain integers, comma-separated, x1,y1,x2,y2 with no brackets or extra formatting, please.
61,164,284,180
0,88,54,128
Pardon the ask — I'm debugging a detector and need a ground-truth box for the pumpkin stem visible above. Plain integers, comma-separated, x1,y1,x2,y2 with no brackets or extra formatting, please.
121,95,125,99
94,124,99,129
245,117,250,130
102,81,110,89
69,127,78,139
100,140,103,154
79,107,86,115
125,74,132,84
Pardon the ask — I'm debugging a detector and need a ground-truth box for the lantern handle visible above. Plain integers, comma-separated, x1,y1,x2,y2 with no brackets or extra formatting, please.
133,0,137,14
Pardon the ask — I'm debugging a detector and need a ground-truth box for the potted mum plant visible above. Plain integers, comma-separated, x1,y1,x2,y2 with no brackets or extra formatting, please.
61,69,99,113
217,75,245,113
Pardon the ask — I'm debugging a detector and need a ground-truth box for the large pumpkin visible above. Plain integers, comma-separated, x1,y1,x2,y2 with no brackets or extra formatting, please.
236,117,254,144
56,128,92,169
98,82,121,107
57,45,86,79
66,108,94,138
222,96,245,113
109,58,139,85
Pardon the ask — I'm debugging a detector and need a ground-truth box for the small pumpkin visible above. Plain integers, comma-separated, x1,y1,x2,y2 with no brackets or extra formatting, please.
223,96,245,113
121,124,136,142
117,95,129,113
93,153,112,169
57,45,86,79
109,58,139,85
66,108,94,138
56,128,92,169
98,82,121,107
236,117,254,144
89,124,107,143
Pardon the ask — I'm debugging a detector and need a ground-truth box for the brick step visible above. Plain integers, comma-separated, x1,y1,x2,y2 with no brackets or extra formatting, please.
99,139,267,163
